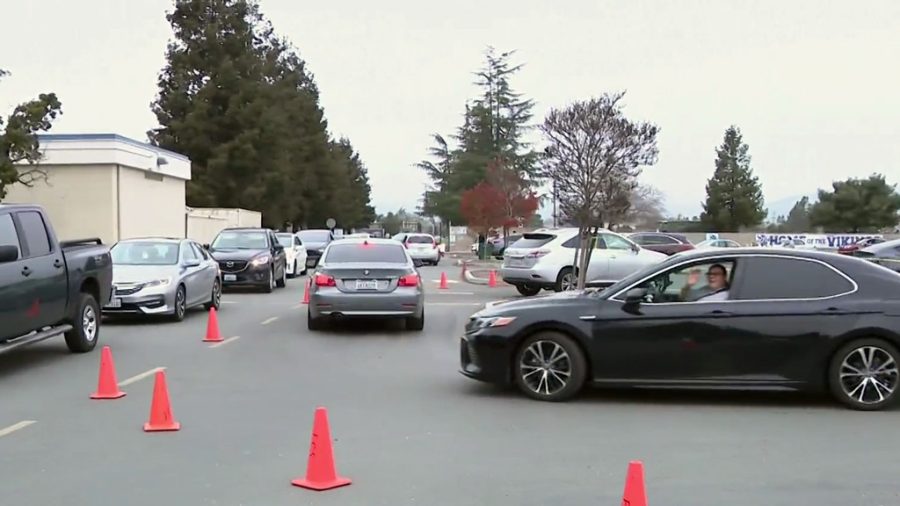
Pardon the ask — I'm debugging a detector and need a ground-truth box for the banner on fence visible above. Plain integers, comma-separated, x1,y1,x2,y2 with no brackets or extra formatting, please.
754,233,883,248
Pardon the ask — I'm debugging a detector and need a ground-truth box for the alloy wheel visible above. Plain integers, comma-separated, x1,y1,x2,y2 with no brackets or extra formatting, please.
175,287,186,319
519,340,572,396
839,345,898,405
82,305,97,342
213,280,221,307
561,272,576,291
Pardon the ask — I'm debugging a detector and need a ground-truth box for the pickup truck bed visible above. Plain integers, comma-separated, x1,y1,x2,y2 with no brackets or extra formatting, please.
0,205,113,355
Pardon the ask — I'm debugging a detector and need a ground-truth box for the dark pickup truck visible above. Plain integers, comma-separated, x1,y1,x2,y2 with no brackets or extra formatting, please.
0,204,113,354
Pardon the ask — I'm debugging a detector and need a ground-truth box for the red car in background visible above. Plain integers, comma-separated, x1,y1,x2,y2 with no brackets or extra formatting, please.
627,232,695,256
838,237,885,255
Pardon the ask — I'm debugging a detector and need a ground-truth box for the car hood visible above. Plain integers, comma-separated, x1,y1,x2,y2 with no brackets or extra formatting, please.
113,264,179,284
209,249,268,261
478,289,600,316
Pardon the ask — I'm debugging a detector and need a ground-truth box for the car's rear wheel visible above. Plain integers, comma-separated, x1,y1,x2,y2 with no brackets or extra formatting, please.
513,331,587,402
555,267,577,292
307,308,325,331
516,284,541,297
829,338,900,411
171,285,187,322
204,278,221,311
276,263,287,288
406,308,425,331
64,292,100,353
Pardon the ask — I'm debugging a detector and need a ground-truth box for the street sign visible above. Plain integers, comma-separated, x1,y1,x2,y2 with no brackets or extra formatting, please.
326,218,336,229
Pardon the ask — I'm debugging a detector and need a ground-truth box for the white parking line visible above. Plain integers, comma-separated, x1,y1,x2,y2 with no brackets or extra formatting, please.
430,291,475,295
209,336,241,348
261,316,278,325
429,302,483,307
220,300,237,305
0,420,37,438
119,367,166,387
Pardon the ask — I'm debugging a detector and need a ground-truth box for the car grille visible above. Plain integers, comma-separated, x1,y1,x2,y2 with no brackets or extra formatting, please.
114,284,143,296
219,260,248,273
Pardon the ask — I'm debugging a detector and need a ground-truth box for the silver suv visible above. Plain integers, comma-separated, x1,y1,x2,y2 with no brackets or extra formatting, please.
500,228,667,296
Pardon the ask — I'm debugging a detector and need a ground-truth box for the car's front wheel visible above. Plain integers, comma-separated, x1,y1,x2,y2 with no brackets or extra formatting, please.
829,338,900,411
204,278,221,311
276,263,287,288
263,268,275,293
513,331,587,402
171,285,187,322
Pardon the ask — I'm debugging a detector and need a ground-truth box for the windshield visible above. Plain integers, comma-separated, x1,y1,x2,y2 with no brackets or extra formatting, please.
276,234,293,247
298,230,331,243
324,243,407,263
111,241,179,265
211,231,268,250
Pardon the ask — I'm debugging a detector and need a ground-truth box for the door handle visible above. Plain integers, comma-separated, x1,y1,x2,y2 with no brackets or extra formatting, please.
707,309,732,316
21,266,32,277
53,258,63,269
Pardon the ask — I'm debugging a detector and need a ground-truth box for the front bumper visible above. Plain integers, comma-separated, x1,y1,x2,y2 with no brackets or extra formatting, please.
220,263,271,287
104,285,176,315
310,287,423,318
459,332,515,385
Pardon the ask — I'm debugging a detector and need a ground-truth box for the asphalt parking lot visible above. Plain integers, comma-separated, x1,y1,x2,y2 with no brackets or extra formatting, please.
1,263,898,506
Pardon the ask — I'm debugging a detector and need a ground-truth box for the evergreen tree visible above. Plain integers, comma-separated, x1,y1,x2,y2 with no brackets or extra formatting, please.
809,174,900,233
700,126,767,231
783,196,811,232
149,0,372,229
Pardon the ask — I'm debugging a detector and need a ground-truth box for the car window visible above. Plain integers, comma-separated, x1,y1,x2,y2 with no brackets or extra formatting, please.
16,211,52,257
512,233,557,249
0,214,21,260
600,233,633,251
561,236,580,248
324,243,408,263
111,241,180,265
191,242,209,260
733,256,854,300
407,235,433,244
211,231,269,249
276,234,294,247
633,234,677,246
298,230,332,243
629,260,736,303
181,242,198,261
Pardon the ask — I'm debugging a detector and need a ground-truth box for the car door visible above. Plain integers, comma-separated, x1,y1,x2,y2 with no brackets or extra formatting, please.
294,235,307,268
270,231,286,276
14,210,67,330
600,232,644,280
0,213,31,339
191,242,217,301
589,257,740,381
179,241,204,305
583,234,611,283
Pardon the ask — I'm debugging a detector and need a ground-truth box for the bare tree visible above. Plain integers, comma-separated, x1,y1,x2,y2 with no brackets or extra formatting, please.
541,92,659,289
607,183,666,230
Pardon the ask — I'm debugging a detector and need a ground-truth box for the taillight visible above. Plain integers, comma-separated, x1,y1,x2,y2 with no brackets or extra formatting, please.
432,240,438,249
398,273,419,287
527,249,551,258
314,273,336,287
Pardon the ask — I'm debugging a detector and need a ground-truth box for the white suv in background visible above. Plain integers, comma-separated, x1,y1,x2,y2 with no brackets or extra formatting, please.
399,233,441,265
500,228,667,296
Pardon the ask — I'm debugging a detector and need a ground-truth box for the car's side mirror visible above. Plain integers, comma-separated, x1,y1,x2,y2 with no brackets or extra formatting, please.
202,244,210,250
274,243,284,251
184,259,201,268
624,287,648,304
0,245,19,263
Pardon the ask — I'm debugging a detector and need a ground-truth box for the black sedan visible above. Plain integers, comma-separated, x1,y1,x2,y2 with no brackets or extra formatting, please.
460,248,900,410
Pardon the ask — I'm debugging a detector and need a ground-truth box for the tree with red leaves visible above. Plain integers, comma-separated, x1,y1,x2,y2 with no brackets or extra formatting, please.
460,181,506,237
485,157,540,236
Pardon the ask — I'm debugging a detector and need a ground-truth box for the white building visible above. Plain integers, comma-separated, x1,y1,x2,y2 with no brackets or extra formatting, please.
4,133,191,243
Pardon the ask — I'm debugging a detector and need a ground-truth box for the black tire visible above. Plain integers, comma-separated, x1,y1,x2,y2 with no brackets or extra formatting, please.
307,308,325,331
276,263,287,288
516,284,541,297
171,285,187,322
204,277,221,311
263,268,275,293
828,338,900,411
406,308,425,331
513,331,587,402
64,292,100,353
554,267,577,292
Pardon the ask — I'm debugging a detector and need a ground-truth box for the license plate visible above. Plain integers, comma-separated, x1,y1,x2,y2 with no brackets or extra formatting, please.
507,258,526,267
107,298,122,308
223,274,237,282
355,280,378,290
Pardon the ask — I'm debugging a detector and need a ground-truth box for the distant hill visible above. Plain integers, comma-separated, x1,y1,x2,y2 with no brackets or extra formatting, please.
767,193,819,221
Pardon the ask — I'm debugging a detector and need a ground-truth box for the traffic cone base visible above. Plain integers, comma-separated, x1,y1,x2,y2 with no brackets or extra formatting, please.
143,370,180,432
203,307,223,342
291,407,351,491
90,346,126,399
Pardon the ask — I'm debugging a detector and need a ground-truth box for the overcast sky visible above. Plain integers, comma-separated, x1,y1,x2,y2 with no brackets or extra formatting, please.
2,0,899,218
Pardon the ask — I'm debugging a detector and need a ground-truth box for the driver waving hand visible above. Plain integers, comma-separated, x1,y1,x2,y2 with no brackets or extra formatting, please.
680,263,730,302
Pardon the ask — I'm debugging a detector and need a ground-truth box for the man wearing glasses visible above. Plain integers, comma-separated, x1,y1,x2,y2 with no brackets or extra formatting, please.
680,263,731,302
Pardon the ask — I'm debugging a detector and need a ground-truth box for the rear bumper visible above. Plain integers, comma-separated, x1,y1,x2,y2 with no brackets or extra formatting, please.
500,266,558,287
310,288,423,318
408,249,440,262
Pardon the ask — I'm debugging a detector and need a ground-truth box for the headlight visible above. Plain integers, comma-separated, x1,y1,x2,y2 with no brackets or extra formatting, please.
473,316,517,328
250,255,271,266
144,278,171,289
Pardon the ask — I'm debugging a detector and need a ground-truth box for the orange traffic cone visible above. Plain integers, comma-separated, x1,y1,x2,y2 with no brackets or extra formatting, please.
302,278,311,305
621,460,648,506
488,270,498,288
143,370,180,432
291,407,352,491
90,346,126,399
203,307,223,342
439,272,449,289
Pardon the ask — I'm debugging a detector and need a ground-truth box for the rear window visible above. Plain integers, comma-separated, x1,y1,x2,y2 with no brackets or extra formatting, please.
298,230,331,243
276,234,293,247
734,257,855,300
511,233,556,249
324,243,408,263
407,235,433,244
